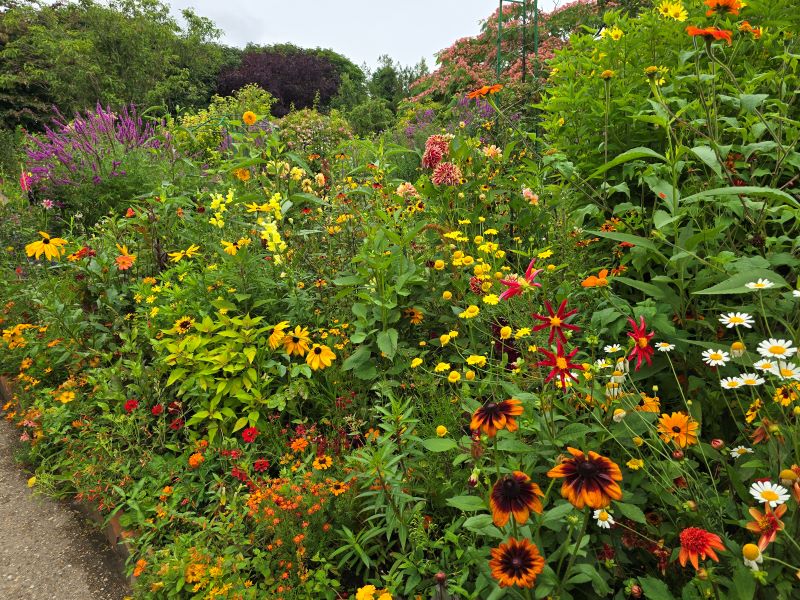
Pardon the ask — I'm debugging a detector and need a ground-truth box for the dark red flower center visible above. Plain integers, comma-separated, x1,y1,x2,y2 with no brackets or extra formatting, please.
314,347,322,355
577,459,600,477
672,425,682,433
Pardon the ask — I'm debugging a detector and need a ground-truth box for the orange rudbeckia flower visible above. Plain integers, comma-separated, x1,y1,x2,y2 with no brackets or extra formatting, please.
547,447,623,509
470,399,523,437
490,472,544,527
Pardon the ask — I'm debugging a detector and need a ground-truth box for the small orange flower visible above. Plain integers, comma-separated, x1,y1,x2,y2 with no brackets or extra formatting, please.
746,504,787,547
704,0,741,16
115,244,136,270
657,412,699,447
739,21,762,39
467,84,503,99
581,269,609,287
188,452,204,469
687,25,733,45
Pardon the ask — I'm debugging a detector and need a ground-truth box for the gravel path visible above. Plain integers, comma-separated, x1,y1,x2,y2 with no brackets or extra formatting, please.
0,420,131,600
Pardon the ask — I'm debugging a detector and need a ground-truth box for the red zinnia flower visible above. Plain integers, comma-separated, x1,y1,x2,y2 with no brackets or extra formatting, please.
678,527,725,569
253,458,270,472
626,316,654,370
242,426,259,443
499,259,543,300
687,25,733,45
537,342,584,389
124,398,139,413
151,404,164,416
532,299,580,345
547,447,623,509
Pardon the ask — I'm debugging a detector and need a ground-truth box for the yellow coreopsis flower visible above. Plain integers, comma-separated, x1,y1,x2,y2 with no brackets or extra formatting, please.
25,231,67,261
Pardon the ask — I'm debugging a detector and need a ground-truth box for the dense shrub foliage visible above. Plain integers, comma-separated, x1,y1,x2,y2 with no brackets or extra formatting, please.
2,1,800,600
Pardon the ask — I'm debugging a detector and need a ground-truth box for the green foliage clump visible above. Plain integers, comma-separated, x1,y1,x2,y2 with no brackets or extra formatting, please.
277,109,353,157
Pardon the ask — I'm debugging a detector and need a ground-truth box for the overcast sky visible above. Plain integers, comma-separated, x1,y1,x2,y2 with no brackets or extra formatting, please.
165,0,557,70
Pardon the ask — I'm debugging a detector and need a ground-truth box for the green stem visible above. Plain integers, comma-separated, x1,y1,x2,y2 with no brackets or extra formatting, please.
556,509,590,596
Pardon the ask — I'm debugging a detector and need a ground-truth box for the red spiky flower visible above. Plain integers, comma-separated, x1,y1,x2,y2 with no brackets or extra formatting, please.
678,527,725,570
626,316,655,370
532,299,580,345
537,342,584,389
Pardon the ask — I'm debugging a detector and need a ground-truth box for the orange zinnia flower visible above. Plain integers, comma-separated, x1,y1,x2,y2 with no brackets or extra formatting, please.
581,269,609,287
739,21,762,39
489,537,545,588
490,472,544,527
470,399,523,437
547,447,623,509
687,25,733,45
746,504,786,547
115,244,136,270
704,0,741,16
467,84,503,99
678,527,725,570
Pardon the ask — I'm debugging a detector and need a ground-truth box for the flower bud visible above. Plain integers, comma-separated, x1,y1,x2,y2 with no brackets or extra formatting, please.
710,439,724,450
672,449,684,460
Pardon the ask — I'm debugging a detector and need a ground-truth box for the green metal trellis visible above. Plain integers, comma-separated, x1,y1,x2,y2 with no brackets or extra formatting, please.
496,0,539,81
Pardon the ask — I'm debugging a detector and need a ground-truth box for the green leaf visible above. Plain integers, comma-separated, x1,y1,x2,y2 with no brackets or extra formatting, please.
690,146,722,178
681,186,799,209
541,502,574,528
421,438,458,452
614,276,667,300
446,495,486,512
166,368,188,387
731,565,756,600
242,346,256,364
588,147,667,179
376,328,399,360
739,93,768,113
639,575,676,600
462,514,504,539
585,230,667,260
232,417,248,432
614,501,647,524
693,269,788,295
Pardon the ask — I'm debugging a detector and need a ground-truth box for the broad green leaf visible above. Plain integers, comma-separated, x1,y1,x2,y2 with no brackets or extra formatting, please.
588,147,667,179
446,495,486,512
421,438,458,452
166,368,188,387
614,276,667,300
681,186,799,208
614,501,647,523
690,146,722,177
693,269,788,295
376,328,399,359
242,346,256,364
739,93,768,113
731,565,757,600
639,575,676,600
541,502,574,528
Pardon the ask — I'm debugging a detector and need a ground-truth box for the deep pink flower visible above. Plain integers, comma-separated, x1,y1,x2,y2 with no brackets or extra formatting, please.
499,259,542,300
242,427,259,443
536,342,584,390
626,316,655,370
422,134,451,169
20,171,31,192
431,161,462,186
532,299,580,344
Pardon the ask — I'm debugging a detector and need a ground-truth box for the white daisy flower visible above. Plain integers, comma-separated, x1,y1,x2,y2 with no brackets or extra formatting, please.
595,358,612,369
729,446,753,458
757,338,797,359
754,359,777,371
772,362,800,381
593,509,615,529
719,312,754,328
610,369,626,384
702,348,730,367
742,544,763,571
615,357,630,374
792,289,800,298
604,344,622,354
739,373,764,386
656,342,675,352
605,382,622,399
745,279,774,290
749,481,790,508
720,376,744,389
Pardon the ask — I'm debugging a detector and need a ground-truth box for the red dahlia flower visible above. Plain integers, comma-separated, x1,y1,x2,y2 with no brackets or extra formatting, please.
537,342,584,389
626,316,655,370
532,299,580,344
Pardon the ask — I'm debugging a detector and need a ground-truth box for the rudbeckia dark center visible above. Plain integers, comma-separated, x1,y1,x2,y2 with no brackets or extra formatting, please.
42,238,50,245
486,402,497,410
502,477,521,495
511,557,522,568
672,425,682,433
292,336,299,343
314,347,322,354
577,460,599,477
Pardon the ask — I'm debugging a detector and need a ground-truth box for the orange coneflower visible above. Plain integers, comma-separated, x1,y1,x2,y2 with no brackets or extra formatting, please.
547,447,623,509
687,25,733,45
490,472,544,527
404,307,424,325
746,504,786,547
489,537,544,588
704,0,741,16
268,321,290,350
678,527,725,570
306,344,336,370
657,412,699,447
283,326,311,357
470,399,523,437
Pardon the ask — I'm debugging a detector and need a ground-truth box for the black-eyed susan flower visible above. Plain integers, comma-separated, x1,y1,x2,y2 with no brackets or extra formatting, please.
547,447,623,509
25,231,67,261
489,537,544,588
306,344,335,370
470,399,523,437
283,326,311,357
173,316,195,335
490,472,544,527
657,412,699,447
268,321,289,350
